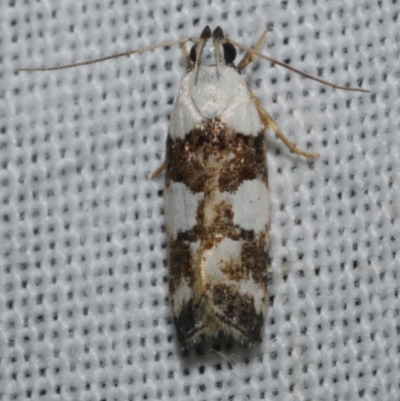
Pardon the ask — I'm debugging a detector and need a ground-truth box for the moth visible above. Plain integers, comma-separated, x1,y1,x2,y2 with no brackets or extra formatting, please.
16,25,369,348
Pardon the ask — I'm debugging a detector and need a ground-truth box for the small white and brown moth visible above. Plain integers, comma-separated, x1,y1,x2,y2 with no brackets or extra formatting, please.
16,26,369,348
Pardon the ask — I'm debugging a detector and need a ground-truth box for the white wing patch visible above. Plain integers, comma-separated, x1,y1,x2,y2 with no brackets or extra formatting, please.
165,181,203,239
231,180,270,232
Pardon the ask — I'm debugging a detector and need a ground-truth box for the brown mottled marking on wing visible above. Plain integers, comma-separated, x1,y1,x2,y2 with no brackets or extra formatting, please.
241,235,269,285
219,257,245,281
219,131,268,192
168,240,194,296
219,234,269,284
173,298,201,345
166,120,268,194
212,283,264,342
165,134,206,194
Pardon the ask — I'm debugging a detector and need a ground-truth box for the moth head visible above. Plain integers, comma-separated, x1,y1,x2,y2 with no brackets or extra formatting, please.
190,26,237,67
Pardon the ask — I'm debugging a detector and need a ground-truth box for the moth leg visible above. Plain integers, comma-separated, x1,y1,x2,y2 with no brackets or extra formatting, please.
250,90,319,159
237,30,268,73
180,42,192,72
150,160,167,180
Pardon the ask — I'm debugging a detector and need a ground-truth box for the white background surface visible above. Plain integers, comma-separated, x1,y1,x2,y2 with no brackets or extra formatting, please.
1,0,399,400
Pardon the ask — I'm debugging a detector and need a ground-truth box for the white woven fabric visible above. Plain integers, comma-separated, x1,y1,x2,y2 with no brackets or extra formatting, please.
1,0,399,400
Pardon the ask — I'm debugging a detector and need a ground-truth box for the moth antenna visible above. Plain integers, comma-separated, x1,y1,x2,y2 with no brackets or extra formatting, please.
224,38,370,93
15,37,191,73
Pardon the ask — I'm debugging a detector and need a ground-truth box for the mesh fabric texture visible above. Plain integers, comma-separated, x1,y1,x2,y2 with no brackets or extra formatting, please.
1,0,399,400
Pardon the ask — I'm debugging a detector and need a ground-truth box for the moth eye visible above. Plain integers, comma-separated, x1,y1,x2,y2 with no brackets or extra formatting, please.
190,45,197,63
223,43,237,64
